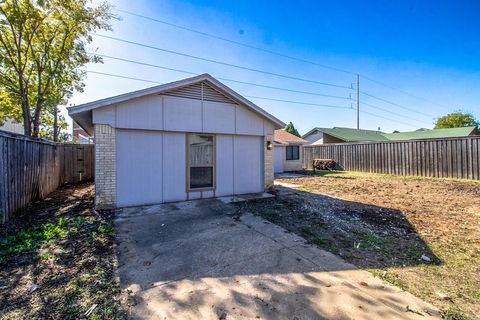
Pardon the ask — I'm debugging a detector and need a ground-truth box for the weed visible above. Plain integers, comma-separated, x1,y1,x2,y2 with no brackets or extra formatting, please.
353,229,392,252
97,222,115,237
442,306,472,320
370,269,407,291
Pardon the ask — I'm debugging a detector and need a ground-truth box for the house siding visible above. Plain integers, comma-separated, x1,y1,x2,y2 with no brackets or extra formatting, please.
90,81,281,208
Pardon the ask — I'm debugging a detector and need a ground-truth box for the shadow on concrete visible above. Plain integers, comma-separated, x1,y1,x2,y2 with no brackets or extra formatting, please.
114,192,441,319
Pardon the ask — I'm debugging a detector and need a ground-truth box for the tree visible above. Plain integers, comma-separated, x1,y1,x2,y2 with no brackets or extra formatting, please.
285,122,301,137
0,0,112,138
434,111,479,129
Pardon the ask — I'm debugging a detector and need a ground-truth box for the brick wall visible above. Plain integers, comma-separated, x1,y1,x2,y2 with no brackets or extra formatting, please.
264,135,274,190
94,124,116,208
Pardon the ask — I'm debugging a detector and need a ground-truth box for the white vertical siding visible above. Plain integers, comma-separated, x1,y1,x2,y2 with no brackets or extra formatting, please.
92,105,116,126
274,146,285,173
116,95,163,130
92,94,277,136
115,130,264,207
163,96,202,132
203,101,235,133
162,132,187,202
233,136,263,194
215,135,234,196
116,130,163,207
235,106,264,135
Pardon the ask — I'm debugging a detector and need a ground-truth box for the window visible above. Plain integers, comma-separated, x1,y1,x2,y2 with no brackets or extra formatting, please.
286,146,300,161
187,134,215,190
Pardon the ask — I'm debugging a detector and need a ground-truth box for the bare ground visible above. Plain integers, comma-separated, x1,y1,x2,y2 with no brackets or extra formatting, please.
0,183,125,320
238,171,480,320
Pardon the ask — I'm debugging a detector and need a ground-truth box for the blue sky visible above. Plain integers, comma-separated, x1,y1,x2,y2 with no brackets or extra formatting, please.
67,0,480,134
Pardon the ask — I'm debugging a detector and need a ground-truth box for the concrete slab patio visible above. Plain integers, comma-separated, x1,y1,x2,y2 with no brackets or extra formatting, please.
115,198,441,320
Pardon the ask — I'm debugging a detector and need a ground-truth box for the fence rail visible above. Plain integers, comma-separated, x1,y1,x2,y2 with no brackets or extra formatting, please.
0,131,94,222
303,137,480,180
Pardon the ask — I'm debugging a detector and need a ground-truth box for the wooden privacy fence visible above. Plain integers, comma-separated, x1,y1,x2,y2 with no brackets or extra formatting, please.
0,131,94,222
303,137,480,180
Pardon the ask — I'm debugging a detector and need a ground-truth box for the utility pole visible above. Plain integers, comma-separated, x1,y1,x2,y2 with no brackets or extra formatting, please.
356,74,360,129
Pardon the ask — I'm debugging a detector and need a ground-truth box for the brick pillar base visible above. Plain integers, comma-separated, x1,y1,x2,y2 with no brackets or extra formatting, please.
264,135,274,190
94,124,116,209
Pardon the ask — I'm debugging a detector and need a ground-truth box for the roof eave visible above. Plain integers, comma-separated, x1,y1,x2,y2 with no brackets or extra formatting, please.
68,73,286,129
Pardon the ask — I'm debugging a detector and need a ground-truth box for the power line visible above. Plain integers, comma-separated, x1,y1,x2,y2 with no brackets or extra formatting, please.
86,70,420,128
94,34,352,90
94,35,437,120
113,8,356,76
85,70,352,110
360,90,434,118
361,101,431,125
244,96,351,109
359,109,417,128
114,8,449,109
86,70,161,84
93,53,351,100
359,75,451,110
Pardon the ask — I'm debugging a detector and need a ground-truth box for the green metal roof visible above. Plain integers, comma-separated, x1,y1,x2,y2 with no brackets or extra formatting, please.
383,126,478,141
312,127,389,142
306,126,479,142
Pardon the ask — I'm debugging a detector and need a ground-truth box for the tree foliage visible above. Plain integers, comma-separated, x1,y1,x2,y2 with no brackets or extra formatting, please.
285,122,301,137
0,0,112,138
434,111,479,129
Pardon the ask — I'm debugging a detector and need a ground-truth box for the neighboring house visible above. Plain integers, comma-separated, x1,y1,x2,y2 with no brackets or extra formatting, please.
72,121,94,144
68,74,285,208
0,119,24,134
273,129,306,173
383,126,480,140
303,126,479,144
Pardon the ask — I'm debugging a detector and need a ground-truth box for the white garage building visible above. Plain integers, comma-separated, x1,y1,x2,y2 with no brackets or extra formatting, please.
69,74,285,208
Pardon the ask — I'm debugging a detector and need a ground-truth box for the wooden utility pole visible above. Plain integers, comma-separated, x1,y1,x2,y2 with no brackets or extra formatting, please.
356,74,360,129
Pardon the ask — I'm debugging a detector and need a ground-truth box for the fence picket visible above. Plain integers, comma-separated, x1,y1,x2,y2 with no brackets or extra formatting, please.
304,137,480,181
0,131,94,222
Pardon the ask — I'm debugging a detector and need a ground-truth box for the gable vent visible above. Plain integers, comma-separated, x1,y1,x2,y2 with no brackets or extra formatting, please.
163,81,237,104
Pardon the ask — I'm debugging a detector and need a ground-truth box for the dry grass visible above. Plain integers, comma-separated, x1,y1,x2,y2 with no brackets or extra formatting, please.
242,171,480,320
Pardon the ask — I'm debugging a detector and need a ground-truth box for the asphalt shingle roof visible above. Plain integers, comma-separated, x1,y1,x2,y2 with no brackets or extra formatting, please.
313,127,389,142
274,130,306,144
304,126,479,143
383,126,478,140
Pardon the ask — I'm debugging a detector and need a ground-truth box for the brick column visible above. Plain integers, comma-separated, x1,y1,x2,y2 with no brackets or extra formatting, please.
94,124,116,208
264,135,274,190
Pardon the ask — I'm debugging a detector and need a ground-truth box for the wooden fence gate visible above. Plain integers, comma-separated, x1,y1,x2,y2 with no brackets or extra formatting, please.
0,131,94,222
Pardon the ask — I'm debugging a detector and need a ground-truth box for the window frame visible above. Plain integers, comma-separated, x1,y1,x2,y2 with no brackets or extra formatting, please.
186,133,216,192
285,145,300,161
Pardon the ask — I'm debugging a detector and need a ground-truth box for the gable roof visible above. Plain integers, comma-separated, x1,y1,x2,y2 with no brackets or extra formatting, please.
383,126,479,140
303,126,479,143
274,129,306,145
303,127,388,142
68,73,285,134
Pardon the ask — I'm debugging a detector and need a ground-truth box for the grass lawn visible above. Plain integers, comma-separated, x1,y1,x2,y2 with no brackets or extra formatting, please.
0,183,125,320
240,171,480,320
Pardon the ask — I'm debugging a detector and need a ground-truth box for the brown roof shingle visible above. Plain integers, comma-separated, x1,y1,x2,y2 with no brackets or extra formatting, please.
274,129,306,144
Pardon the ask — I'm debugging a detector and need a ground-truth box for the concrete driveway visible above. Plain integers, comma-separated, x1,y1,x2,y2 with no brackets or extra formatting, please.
115,198,441,320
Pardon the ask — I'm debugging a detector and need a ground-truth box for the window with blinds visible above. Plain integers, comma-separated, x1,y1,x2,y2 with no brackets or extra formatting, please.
187,134,215,190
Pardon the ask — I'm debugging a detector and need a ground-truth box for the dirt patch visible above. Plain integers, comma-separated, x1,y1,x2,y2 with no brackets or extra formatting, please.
238,172,480,320
0,183,125,320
